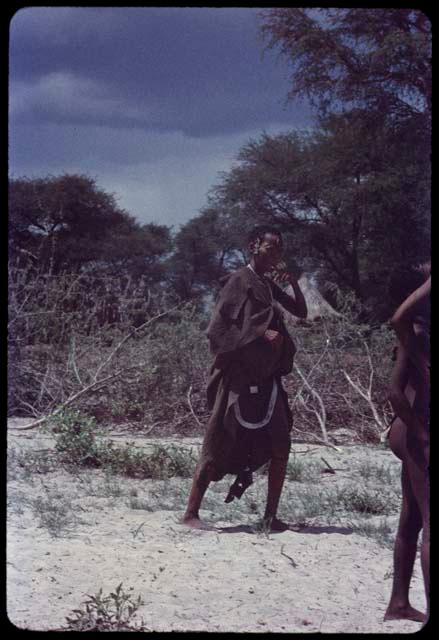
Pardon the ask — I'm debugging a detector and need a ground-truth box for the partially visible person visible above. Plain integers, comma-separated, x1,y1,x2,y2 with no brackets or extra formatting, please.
384,262,430,624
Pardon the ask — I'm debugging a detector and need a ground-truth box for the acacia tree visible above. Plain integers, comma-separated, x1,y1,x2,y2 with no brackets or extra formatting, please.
260,8,431,121
191,110,428,319
8,174,173,283
95,222,173,283
9,174,135,270
166,207,247,300
256,7,431,315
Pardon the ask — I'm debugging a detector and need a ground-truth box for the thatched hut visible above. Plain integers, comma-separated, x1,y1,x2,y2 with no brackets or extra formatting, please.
283,274,341,323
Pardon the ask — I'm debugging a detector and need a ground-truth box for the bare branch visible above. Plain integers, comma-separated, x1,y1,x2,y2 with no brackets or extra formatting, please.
294,363,329,444
9,362,148,431
92,303,182,383
342,370,386,432
291,426,343,452
187,385,203,427
69,335,84,387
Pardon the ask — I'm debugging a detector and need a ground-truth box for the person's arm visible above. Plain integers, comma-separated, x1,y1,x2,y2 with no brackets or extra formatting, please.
388,344,424,432
390,275,430,380
390,275,430,345
271,273,308,319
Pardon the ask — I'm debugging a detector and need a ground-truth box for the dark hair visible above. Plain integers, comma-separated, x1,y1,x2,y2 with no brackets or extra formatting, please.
247,225,283,246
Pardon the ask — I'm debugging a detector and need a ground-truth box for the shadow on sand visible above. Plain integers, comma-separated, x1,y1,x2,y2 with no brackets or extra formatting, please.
216,523,354,535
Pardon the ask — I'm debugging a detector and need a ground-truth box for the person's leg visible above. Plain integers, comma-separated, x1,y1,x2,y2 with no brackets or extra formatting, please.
406,426,430,621
420,507,430,623
182,461,217,529
263,396,291,532
263,452,290,531
384,464,425,622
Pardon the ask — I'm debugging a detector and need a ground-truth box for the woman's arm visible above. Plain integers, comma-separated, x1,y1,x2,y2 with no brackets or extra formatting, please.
271,274,308,319
390,275,430,380
390,275,430,344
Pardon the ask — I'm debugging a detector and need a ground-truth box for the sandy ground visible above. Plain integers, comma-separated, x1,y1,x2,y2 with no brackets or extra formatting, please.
7,418,426,633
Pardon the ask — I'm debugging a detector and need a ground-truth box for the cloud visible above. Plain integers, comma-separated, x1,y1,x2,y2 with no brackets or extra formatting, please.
9,73,149,126
10,7,309,136
9,7,314,229
9,121,290,228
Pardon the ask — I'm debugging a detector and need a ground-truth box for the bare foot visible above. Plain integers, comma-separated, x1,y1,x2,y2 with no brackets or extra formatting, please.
261,516,290,532
384,605,426,623
181,516,214,531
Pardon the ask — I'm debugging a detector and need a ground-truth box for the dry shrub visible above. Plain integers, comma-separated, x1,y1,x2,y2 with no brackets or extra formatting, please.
8,263,395,442
289,315,394,443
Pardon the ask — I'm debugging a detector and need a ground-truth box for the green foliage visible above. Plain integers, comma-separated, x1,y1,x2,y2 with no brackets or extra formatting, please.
286,455,321,482
64,583,148,632
282,480,398,528
349,518,395,548
7,448,58,480
32,496,77,537
8,173,172,281
168,8,429,315
51,409,197,479
100,443,197,480
260,8,431,120
337,485,397,515
53,410,102,468
198,119,429,317
355,460,397,484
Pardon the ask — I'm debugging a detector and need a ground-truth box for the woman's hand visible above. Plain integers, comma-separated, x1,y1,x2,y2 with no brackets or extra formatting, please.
268,261,296,286
263,330,284,357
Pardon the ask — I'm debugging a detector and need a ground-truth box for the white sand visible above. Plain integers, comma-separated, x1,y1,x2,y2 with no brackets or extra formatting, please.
7,420,426,633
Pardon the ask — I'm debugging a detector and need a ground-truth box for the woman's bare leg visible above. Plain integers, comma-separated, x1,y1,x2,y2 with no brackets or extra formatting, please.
384,464,425,622
182,462,217,529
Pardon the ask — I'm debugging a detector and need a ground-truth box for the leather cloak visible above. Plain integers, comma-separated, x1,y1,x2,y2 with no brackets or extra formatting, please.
199,266,296,481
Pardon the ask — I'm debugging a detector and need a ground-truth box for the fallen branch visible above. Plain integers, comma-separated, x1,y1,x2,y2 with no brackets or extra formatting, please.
280,545,298,568
291,427,343,452
320,456,336,474
9,363,147,431
9,302,184,432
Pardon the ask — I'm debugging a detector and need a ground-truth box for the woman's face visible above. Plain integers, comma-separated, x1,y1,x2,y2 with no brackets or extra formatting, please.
253,233,283,270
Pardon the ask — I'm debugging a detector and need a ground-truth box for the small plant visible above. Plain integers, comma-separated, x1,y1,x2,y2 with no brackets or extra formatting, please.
32,494,77,537
51,410,197,479
146,444,197,479
129,496,154,511
356,460,397,484
130,521,147,539
7,448,58,481
338,485,397,515
282,486,336,521
348,518,395,548
102,443,197,480
286,456,307,482
52,410,102,468
64,583,149,632
286,456,321,482
102,473,125,498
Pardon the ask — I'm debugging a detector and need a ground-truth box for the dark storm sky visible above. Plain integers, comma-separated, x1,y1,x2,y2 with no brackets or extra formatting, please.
9,7,311,228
